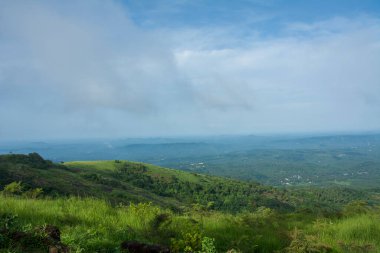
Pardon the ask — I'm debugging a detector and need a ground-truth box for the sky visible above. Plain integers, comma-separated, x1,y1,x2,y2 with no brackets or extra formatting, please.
0,0,380,140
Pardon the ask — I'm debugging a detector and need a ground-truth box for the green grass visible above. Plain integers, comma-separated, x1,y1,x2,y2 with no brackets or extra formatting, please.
64,160,123,171
2,154,305,213
65,160,210,184
0,196,287,252
2,154,380,252
311,213,380,252
0,196,166,252
1,196,380,253
331,180,352,186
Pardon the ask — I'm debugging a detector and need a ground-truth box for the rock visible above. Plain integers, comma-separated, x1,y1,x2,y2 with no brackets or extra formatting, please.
36,225,70,253
49,246,59,253
44,225,61,242
8,231,29,242
121,240,170,253
49,245,70,253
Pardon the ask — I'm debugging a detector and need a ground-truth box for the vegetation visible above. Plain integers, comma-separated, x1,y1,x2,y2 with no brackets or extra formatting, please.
1,153,380,252
1,195,379,252
1,153,375,213
3,134,380,189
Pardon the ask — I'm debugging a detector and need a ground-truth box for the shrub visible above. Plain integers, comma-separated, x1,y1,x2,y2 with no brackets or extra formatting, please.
171,232,203,253
342,201,370,217
283,228,333,253
2,182,23,196
200,237,217,253
23,188,43,199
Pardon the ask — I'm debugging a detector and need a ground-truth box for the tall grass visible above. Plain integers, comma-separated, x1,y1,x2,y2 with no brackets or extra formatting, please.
311,214,380,252
0,196,291,252
1,195,379,252
0,196,163,252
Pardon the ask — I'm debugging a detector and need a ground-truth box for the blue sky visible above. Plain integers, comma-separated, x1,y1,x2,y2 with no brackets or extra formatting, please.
123,0,380,31
0,0,380,140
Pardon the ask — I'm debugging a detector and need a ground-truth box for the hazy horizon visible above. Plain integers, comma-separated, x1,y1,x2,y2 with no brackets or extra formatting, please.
1,0,380,140
2,130,380,144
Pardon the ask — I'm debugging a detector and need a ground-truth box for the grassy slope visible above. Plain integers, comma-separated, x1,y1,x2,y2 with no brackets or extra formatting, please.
64,160,296,212
1,154,376,213
0,155,183,208
1,196,379,253
1,154,294,212
65,160,206,183
1,154,380,252
0,196,289,252
64,160,378,209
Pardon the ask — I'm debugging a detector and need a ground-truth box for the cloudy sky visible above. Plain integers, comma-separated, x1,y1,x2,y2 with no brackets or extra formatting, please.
1,0,380,140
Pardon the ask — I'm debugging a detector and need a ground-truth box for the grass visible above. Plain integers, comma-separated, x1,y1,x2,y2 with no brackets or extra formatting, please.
3,154,376,214
2,154,380,252
0,196,164,252
65,161,125,171
311,213,380,252
0,195,290,252
2,195,379,252
65,160,210,184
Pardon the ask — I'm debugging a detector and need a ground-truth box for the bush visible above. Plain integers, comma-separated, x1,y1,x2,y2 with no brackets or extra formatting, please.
2,182,23,196
342,201,370,217
284,228,333,253
200,237,217,253
23,188,43,199
2,182,43,199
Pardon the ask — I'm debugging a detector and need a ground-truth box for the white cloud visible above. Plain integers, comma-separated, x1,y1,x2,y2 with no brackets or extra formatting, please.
0,1,379,139
0,0,188,113
173,17,380,133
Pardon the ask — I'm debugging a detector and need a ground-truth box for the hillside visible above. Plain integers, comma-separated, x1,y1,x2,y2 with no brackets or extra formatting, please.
1,153,377,213
1,153,380,252
0,153,293,212
2,134,380,189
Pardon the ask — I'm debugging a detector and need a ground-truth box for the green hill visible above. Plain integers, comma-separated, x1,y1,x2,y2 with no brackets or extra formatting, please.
0,153,295,212
1,153,376,213
1,153,380,252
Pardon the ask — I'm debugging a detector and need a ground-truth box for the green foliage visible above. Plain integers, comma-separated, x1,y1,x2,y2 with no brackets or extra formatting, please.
22,188,43,199
2,153,377,215
2,182,23,196
0,154,300,212
0,214,19,231
200,237,217,253
171,232,203,253
337,242,375,253
1,153,380,252
0,195,380,252
0,214,51,252
152,136,380,189
342,201,370,217
1,181,43,199
284,228,334,253
170,235,217,253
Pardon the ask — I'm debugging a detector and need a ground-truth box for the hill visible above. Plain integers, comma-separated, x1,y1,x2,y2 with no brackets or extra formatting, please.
1,153,380,252
2,134,380,189
1,153,377,213
0,153,293,212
